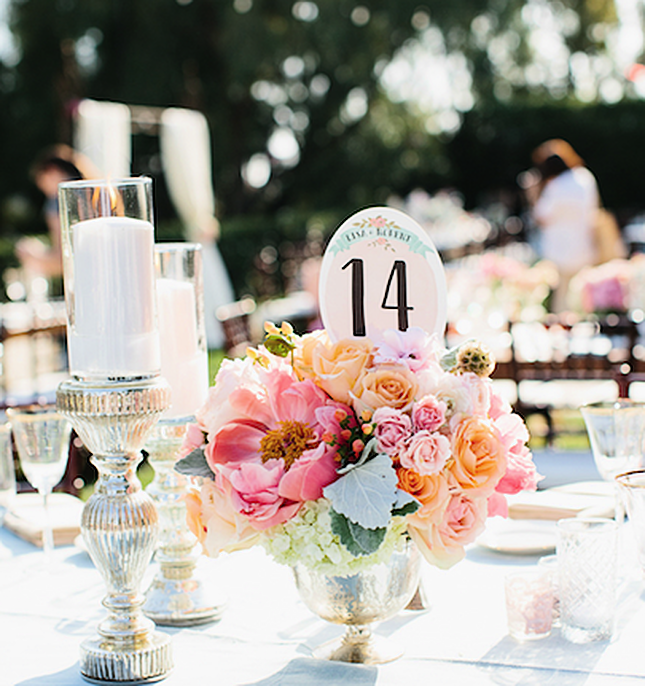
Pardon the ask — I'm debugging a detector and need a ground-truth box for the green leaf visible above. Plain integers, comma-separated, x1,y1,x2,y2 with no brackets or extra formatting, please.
330,508,387,556
323,453,398,529
174,448,215,479
392,489,420,517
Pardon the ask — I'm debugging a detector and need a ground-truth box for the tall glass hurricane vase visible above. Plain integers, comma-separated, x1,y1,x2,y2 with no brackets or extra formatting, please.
56,177,173,684
142,243,224,626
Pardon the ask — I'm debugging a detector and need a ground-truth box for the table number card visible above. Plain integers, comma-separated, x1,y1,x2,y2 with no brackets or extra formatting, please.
318,206,447,342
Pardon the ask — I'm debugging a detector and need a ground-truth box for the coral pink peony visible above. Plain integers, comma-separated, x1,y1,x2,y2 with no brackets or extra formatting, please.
220,462,301,530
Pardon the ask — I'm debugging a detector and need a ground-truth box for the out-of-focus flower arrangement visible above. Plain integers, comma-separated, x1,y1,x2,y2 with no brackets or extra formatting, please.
569,256,645,315
176,323,540,574
447,250,558,326
388,189,492,253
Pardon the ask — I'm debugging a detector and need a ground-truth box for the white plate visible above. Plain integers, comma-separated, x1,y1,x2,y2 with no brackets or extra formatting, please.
476,518,557,555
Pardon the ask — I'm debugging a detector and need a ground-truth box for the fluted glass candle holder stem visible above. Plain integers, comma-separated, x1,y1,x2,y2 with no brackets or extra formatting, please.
143,418,224,626
57,376,173,684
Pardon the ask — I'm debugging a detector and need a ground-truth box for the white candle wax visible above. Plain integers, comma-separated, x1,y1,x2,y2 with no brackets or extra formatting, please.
156,277,208,418
68,216,160,378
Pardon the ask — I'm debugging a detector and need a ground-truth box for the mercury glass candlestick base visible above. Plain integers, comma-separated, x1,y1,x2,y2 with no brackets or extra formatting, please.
56,376,173,684
143,418,225,626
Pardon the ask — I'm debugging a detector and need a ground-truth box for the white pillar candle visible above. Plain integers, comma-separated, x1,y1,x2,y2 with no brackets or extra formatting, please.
156,277,208,418
68,216,160,378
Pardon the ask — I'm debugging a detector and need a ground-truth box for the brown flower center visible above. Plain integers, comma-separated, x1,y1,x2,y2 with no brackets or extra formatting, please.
260,420,317,470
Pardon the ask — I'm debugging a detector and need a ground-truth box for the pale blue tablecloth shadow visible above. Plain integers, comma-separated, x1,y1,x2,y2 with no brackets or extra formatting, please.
241,657,377,686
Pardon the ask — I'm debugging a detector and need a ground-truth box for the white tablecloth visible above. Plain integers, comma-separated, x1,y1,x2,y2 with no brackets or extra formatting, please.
4,451,645,686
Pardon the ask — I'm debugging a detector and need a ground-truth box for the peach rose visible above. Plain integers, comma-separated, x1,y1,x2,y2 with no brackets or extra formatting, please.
449,416,507,495
184,479,259,557
398,467,450,525
408,492,487,569
311,338,373,403
292,329,331,381
351,365,418,414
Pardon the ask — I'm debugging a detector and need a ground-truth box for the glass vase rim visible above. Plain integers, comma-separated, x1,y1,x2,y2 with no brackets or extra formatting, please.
615,469,645,488
581,399,645,413
155,242,202,254
6,405,66,421
58,176,152,191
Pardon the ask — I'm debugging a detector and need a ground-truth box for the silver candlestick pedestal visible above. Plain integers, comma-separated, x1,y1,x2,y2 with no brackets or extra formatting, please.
143,418,225,626
57,376,173,684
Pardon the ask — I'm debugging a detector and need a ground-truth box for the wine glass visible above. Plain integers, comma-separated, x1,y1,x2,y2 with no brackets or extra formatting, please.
7,406,72,557
0,422,16,523
580,400,645,520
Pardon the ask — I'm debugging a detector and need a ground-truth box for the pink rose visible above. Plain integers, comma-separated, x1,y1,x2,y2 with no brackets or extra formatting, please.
412,395,446,432
487,491,508,517
373,407,412,456
400,430,451,476
220,462,300,530
408,492,487,569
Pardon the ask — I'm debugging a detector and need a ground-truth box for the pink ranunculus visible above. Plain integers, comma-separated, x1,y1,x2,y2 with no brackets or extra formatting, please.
412,395,447,432
372,406,412,457
220,462,301,530
372,327,437,373
400,430,451,476
408,491,488,569
278,443,339,502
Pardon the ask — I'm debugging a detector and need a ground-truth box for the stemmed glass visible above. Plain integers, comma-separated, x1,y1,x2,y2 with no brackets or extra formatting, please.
580,399,645,520
7,406,72,557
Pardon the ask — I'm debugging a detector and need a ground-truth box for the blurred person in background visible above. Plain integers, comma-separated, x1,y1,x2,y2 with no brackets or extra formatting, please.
527,139,600,313
16,145,87,278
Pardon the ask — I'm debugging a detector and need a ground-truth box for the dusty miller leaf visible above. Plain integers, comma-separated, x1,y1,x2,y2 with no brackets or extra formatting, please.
330,508,387,556
174,448,215,479
323,453,398,529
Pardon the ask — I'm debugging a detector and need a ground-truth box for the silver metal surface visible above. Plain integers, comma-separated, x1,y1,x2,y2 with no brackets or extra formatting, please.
293,538,421,664
57,376,174,684
143,418,225,626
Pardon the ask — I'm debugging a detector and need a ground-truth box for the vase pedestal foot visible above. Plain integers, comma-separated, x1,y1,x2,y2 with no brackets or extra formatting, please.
313,626,402,665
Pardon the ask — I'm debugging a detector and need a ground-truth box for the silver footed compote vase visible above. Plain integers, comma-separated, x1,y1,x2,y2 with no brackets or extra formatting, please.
142,418,225,625
293,537,421,664
57,177,173,683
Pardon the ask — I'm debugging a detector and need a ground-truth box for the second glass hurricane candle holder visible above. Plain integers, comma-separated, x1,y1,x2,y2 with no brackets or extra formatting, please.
143,242,224,626
56,178,173,684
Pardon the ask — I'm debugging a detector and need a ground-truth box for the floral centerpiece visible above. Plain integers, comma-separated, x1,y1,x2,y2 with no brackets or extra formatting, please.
177,323,539,574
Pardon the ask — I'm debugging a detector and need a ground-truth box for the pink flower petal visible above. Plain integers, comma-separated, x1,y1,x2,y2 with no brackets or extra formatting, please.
207,419,267,467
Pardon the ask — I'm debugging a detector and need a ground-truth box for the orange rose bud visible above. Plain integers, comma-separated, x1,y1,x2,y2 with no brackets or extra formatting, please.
352,439,365,454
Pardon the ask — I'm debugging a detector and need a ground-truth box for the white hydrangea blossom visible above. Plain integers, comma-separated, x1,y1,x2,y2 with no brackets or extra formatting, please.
261,498,409,575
